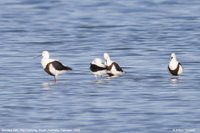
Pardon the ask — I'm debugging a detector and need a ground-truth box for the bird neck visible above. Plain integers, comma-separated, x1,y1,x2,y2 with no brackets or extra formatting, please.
106,58,113,66
41,57,50,69
169,59,178,69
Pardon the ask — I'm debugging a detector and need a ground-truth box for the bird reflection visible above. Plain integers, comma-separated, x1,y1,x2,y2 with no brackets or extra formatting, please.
170,76,180,84
42,81,57,90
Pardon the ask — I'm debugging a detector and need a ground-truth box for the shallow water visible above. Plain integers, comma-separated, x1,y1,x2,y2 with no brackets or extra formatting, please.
0,0,200,133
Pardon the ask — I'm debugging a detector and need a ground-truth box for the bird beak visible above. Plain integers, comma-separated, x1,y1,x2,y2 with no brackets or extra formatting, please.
33,55,41,59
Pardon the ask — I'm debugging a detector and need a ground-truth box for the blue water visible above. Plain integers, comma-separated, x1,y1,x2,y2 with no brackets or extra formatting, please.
0,0,200,133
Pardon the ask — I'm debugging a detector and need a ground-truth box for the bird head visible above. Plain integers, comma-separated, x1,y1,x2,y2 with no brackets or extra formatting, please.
104,53,110,60
42,51,50,58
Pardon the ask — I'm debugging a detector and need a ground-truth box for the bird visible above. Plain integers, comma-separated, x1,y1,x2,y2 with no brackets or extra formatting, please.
168,53,183,76
103,53,123,76
41,51,72,82
90,58,107,78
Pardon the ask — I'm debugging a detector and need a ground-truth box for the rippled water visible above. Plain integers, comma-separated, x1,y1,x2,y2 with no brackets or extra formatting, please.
0,0,200,133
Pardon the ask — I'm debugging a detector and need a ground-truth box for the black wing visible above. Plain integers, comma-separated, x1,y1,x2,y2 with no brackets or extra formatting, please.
113,62,123,72
179,62,183,69
168,64,179,76
90,64,106,72
44,63,54,76
51,61,72,71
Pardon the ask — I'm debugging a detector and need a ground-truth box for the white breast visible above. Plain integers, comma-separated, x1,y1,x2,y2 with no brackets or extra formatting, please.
41,58,55,69
169,61,178,70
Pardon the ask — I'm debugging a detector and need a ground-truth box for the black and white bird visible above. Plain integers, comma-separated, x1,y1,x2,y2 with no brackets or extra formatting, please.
41,51,72,81
168,53,183,76
90,58,107,78
104,53,123,77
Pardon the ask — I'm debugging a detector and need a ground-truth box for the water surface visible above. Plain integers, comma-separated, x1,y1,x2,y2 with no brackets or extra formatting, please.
0,0,200,133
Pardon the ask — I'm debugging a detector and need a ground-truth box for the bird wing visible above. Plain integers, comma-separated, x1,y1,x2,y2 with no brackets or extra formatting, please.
90,64,106,72
168,63,179,76
179,62,183,69
112,62,123,72
51,61,72,71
